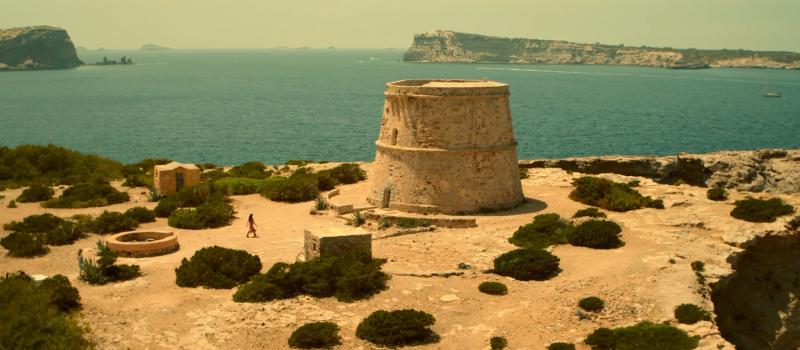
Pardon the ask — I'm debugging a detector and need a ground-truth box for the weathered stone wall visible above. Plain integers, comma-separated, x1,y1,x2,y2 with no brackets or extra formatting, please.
367,80,525,214
304,228,372,260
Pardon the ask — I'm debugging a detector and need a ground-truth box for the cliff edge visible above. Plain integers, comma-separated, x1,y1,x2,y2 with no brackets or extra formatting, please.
404,30,800,69
0,26,82,71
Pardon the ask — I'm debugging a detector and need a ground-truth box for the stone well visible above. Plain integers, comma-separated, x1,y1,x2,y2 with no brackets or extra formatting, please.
106,230,179,257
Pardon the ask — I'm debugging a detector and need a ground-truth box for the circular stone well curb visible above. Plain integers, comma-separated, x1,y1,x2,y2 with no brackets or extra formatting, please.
106,229,179,257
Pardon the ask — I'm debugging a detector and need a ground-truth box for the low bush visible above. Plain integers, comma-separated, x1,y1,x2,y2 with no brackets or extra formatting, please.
176,246,262,289
356,309,437,346
0,144,124,188
493,249,560,281
125,207,156,223
288,322,341,349
154,196,181,217
3,213,85,247
690,261,705,272
579,296,605,312
79,240,141,285
730,197,795,223
674,304,711,324
585,321,699,350
0,231,49,257
228,161,273,179
6,200,16,208
509,213,571,249
548,343,576,350
574,207,607,218
16,184,54,202
168,201,235,230
569,176,663,212
479,281,508,295
0,272,90,349
348,211,366,227
43,182,129,208
234,249,388,302
91,211,139,234
214,177,284,195
262,177,320,203
314,195,330,211
567,220,624,249
706,188,727,201
491,336,508,350
396,217,432,229
323,163,366,185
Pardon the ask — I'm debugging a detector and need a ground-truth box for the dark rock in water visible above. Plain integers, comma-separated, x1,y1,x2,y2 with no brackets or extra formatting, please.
0,26,82,70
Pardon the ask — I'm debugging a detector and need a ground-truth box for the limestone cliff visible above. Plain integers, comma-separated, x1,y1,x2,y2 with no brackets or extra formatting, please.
0,26,82,71
404,30,800,69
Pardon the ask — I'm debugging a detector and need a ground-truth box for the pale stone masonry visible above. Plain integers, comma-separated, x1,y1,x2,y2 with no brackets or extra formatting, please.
304,226,372,260
153,162,201,195
367,79,525,214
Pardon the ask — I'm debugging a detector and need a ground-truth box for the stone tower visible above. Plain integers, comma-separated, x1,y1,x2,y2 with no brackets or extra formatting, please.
367,79,524,215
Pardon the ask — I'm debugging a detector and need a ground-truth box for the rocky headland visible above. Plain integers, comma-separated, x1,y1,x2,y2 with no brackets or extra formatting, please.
404,30,800,69
0,26,82,71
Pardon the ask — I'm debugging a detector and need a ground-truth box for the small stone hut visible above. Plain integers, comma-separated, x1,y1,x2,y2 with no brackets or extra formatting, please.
367,79,525,214
153,162,200,195
304,226,372,260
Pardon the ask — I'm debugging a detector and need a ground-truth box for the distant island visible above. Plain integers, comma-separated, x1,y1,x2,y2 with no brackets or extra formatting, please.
141,43,170,51
91,56,133,66
0,26,82,71
404,30,800,69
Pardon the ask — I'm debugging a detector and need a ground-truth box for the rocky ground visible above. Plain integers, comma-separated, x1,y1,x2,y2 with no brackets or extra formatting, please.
1,152,799,349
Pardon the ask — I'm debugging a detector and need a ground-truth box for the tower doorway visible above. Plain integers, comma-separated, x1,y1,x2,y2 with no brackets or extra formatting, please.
381,188,391,208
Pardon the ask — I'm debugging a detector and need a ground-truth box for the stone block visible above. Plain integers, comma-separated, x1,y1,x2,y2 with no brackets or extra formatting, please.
304,226,372,261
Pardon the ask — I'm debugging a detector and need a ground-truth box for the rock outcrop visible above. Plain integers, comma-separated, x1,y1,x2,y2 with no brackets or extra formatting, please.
0,26,82,71
404,30,800,69
520,149,800,193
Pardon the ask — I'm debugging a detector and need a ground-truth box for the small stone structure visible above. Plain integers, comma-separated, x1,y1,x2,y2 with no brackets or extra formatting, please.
367,79,525,214
105,230,179,257
154,162,200,195
304,226,372,260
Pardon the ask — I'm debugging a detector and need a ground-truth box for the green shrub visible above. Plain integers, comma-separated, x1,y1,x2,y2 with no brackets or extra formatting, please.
262,177,320,202
730,197,795,223
579,296,605,312
228,161,273,179
0,144,124,188
569,176,663,212
626,180,641,187
674,304,710,324
574,207,607,218
493,249,560,281
356,309,437,346
491,336,508,350
348,211,366,227
122,174,150,188
16,184,54,202
6,200,16,208
288,322,341,349
314,195,330,210
585,321,699,350
176,246,262,289
509,213,571,249
706,188,727,201
168,201,235,230
125,207,156,223
214,176,286,195
479,281,508,295
43,182,129,208
154,196,181,217
91,211,139,234
323,163,366,184
396,217,432,229
0,272,90,349
168,208,203,229
3,213,85,246
690,261,705,272
79,240,141,285
39,274,81,312
0,231,49,257
199,162,217,170
548,343,576,350
286,160,314,166
567,220,624,249
234,249,388,302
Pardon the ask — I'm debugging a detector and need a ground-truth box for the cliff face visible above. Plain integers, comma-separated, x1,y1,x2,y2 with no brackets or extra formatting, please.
0,26,82,71
404,30,800,69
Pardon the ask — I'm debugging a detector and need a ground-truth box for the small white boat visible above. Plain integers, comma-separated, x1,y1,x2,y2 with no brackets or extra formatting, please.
765,91,782,98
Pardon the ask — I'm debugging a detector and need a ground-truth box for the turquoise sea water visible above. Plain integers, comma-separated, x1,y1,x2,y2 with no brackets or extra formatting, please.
1,49,798,165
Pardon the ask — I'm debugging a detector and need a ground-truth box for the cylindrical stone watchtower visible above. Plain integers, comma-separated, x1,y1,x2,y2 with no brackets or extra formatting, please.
367,79,525,215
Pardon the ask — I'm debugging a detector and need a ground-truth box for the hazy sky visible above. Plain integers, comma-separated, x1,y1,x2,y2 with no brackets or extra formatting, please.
2,0,798,51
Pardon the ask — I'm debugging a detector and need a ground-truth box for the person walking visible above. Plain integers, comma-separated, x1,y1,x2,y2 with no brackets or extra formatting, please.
246,214,258,238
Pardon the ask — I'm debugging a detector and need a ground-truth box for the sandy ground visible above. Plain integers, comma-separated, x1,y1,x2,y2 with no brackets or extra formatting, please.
0,167,797,350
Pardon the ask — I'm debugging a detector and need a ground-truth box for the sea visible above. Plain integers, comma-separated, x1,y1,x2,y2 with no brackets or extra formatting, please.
1,49,798,165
